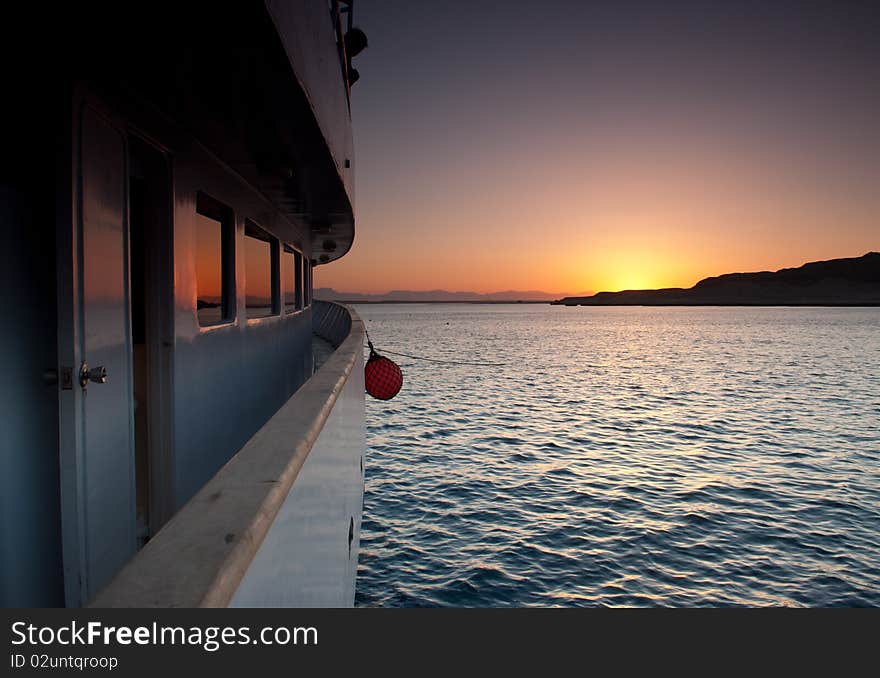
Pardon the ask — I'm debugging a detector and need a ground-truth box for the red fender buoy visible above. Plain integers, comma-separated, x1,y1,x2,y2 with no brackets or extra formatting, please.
365,351,403,400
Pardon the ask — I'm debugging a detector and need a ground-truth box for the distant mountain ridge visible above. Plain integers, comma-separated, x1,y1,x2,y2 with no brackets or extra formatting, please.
554,252,880,306
315,288,592,303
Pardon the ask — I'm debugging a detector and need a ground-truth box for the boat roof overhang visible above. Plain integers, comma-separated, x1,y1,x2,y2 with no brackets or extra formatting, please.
59,3,355,264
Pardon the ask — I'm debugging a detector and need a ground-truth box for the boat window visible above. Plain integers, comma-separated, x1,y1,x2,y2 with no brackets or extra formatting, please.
295,251,305,310
282,246,304,313
304,259,312,307
196,193,234,326
244,221,279,319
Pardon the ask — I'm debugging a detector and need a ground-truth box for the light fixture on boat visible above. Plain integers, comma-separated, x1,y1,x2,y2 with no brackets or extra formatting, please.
344,27,368,57
344,27,367,86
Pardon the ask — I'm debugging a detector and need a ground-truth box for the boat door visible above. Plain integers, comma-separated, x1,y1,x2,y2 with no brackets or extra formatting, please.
58,103,137,606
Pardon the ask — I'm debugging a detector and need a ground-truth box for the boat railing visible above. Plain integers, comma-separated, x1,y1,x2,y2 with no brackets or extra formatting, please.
89,302,365,607
313,298,354,347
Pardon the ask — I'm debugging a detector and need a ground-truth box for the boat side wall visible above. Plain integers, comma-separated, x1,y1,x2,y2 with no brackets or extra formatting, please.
266,0,355,203
0,181,64,607
230,306,365,607
170,143,315,507
89,304,365,608
1,1,358,605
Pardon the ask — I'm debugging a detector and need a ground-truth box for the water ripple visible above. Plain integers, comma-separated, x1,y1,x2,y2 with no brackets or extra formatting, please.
355,305,880,607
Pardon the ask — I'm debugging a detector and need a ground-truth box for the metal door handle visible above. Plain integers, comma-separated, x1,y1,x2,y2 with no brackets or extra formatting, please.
79,362,107,389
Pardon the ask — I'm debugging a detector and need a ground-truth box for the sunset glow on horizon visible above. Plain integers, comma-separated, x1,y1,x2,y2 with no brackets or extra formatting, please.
316,1,879,296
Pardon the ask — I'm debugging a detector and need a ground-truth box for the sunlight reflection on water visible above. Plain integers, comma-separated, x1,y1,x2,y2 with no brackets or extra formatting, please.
353,305,880,607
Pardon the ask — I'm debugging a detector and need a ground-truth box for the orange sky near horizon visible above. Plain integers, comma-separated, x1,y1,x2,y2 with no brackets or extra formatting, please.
315,2,879,296
317,125,878,294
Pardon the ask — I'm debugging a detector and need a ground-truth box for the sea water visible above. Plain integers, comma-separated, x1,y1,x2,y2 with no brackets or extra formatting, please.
353,304,880,607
